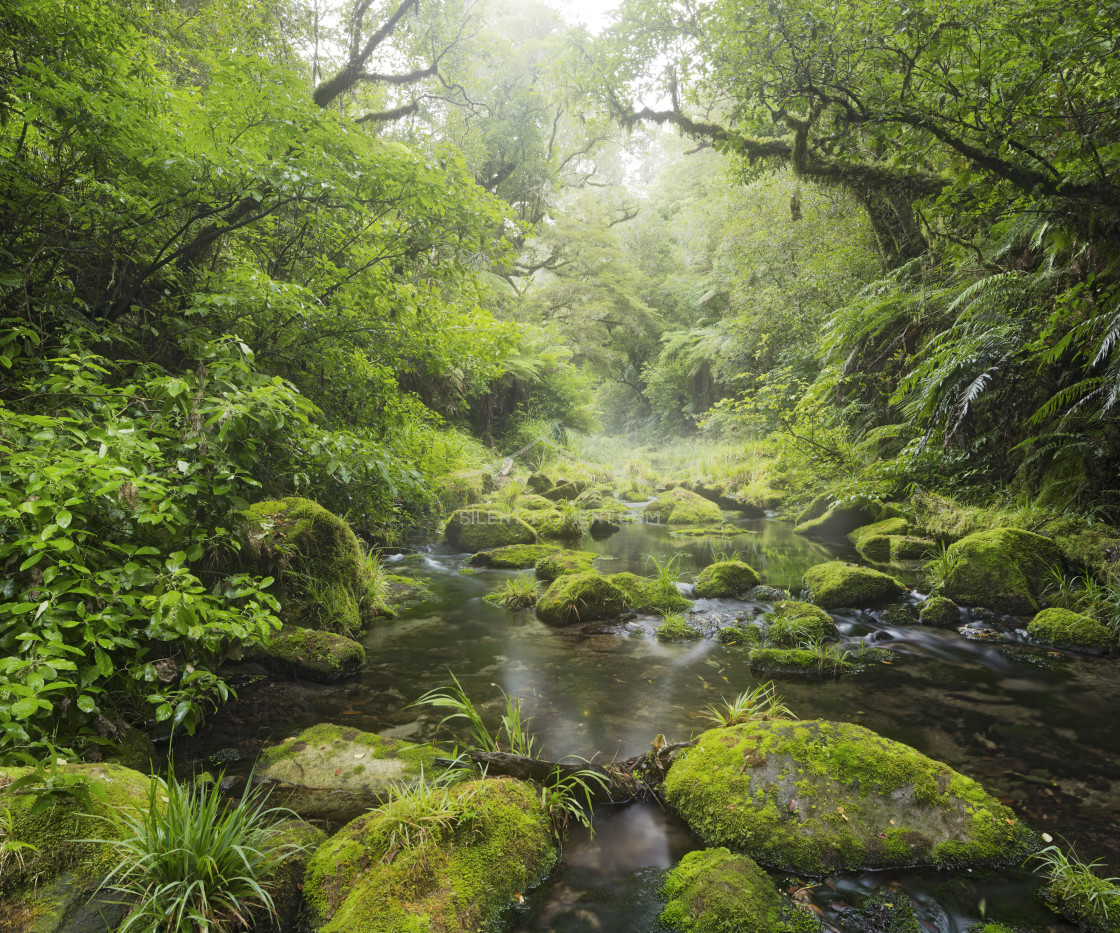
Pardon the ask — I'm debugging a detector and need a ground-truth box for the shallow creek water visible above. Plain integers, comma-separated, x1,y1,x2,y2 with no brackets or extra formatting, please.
183,508,1120,932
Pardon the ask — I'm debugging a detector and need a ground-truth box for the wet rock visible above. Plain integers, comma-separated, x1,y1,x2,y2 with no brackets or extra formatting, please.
259,819,328,933
384,573,434,608
919,596,961,628
536,572,628,626
1043,878,1120,933
857,890,921,933
694,560,762,598
877,603,920,626
256,723,441,820
664,719,1039,874
443,507,537,552
802,561,905,610
644,487,724,525
764,600,837,646
1027,607,1116,654
657,613,703,642
746,585,790,603
250,627,365,683
304,777,557,933
719,623,762,646
590,517,623,538
660,847,817,933
939,528,1062,615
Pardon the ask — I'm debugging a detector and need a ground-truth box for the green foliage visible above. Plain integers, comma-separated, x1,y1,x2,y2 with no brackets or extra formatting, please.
655,611,701,643
484,574,542,609
537,765,611,842
703,682,795,727
1030,845,1120,928
370,769,484,857
412,674,538,757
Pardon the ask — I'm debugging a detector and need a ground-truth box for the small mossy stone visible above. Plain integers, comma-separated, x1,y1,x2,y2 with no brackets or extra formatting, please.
858,891,921,933
919,596,961,629
526,473,553,494
535,550,598,581
470,544,561,569
515,493,558,511
764,600,837,646
1043,882,1120,933
939,528,1062,615
802,561,905,610
695,561,762,598
384,574,434,609
747,585,790,603
536,572,628,626
849,518,911,546
656,613,702,642
889,536,937,561
748,648,851,677
645,488,724,525
660,847,818,933
719,623,762,647
856,534,892,562
795,493,833,526
609,571,692,613
435,470,495,510
877,603,920,626
1027,607,1116,654
251,626,365,683
663,719,1038,875
304,777,558,933
968,925,1017,933
443,508,537,552
544,480,587,501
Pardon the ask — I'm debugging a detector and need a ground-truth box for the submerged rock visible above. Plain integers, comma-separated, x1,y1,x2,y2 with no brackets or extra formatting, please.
644,487,724,525
748,647,851,677
256,723,440,819
443,508,537,552
857,890,922,933
919,596,961,628
251,627,365,683
802,561,905,610
304,777,557,933
1027,608,1115,654
694,561,762,598
664,719,1038,874
939,528,1062,615
536,572,628,625
660,847,817,933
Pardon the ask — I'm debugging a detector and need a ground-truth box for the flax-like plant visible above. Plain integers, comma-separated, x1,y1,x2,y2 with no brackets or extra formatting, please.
1030,844,1120,923
704,682,796,727
538,764,611,842
95,771,304,933
484,573,540,609
412,672,539,756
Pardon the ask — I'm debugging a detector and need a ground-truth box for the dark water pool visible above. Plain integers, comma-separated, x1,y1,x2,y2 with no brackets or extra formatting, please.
181,511,1120,931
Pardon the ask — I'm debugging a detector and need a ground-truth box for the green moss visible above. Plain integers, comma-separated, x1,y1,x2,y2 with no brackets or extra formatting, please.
663,720,1037,874
657,613,702,642
748,648,850,677
859,891,920,933
661,847,818,933
1043,884,1120,933
968,924,1016,933
802,562,905,610
535,550,598,581
719,623,762,647
764,601,837,646
919,596,960,628
890,536,937,561
384,574,434,608
694,561,762,598
644,488,724,525
253,626,365,682
435,470,495,510
526,473,553,495
1027,608,1116,653
443,508,537,552
469,544,560,569
513,493,557,512
855,534,892,562
536,572,628,625
795,493,832,526
795,497,882,538
849,518,910,546
940,528,1062,615
102,724,155,772
609,571,692,613
305,777,557,933
544,480,588,501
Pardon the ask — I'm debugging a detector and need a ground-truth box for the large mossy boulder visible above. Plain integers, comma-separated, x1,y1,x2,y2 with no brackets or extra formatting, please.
680,481,767,518
0,762,155,933
802,561,905,610
645,487,724,525
796,497,895,539
694,561,762,599
535,550,598,581
443,508,537,552
663,720,1037,874
244,496,377,634
1027,608,1116,654
939,528,1062,615
609,571,692,613
470,544,562,569
435,470,496,510
536,572,628,625
661,847,817,933
250,627,365,683
849,517,910,546
257,724,440,820
304,777,557,933
764,600,837,646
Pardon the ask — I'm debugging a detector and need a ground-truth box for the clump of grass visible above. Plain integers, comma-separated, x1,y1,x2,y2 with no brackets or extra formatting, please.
538,764,611,842
704,682,796,726
924,542,962,591
95,771,305,933
493,479,527,511
797,635,855,676
371,768,483,857
1044,567,1120,636
646,554,683,605
552,500,584,538
412,672,538,757
708,542,745,564
655,611,700,643
484,573,541,609
359,547,392,618
1029,844,1120,925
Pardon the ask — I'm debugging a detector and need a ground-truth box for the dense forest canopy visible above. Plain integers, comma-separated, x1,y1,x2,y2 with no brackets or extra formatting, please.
2,0,1120,774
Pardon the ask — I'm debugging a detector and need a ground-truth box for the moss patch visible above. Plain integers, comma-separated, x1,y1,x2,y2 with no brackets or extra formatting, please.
535,550,598,581
919,596,960,628
802,562,905,610
849,518,911,546
608,571,692,613
661,847,818,933
305,777,557,933
470,544,562,569
663,719,1038,875
645,488,724,525
443,508,537,552
435,470,495,510
695,561,762,598
536,572,628,626
940,528,1062,615
657,613,702,642
764,601,837,647
748,648,851,677
795,497,883,538
251,626,365,683
1027,608,1116,654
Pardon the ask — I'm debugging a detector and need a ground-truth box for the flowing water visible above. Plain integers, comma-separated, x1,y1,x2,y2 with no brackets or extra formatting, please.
184,507,1120,932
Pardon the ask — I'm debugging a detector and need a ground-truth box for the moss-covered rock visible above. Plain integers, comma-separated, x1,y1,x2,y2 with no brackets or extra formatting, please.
435,470,496,510
470,544,560,569
919,596,960,628
694,561,762,598
243,496,377,635
517,506,580,541
747,585,790,603
261,819,328,933
526,473,553,495
251,626,365,683
609,571,692,613
802,562,905,610
1043,880,1120,933
680,481,767,518
795,497,884,538
889,536,937,561
257,724,440,820
855,534,892,562
544,480,587,501
849,518,911,546
514,493,558,512
748,648,851,677
1027,608,1116,654
858,891,921,933
939,529,1063,615
535,550,598,581
656,613,702,642
443,508,537,552
661,847,817,933
719,623,763,647
795,493,833,526
764,601,837,647
304,777,557,933
536,572,628,626
101,723,156,772
384,574,434,609
645,488,724,525
663,719,1038,874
